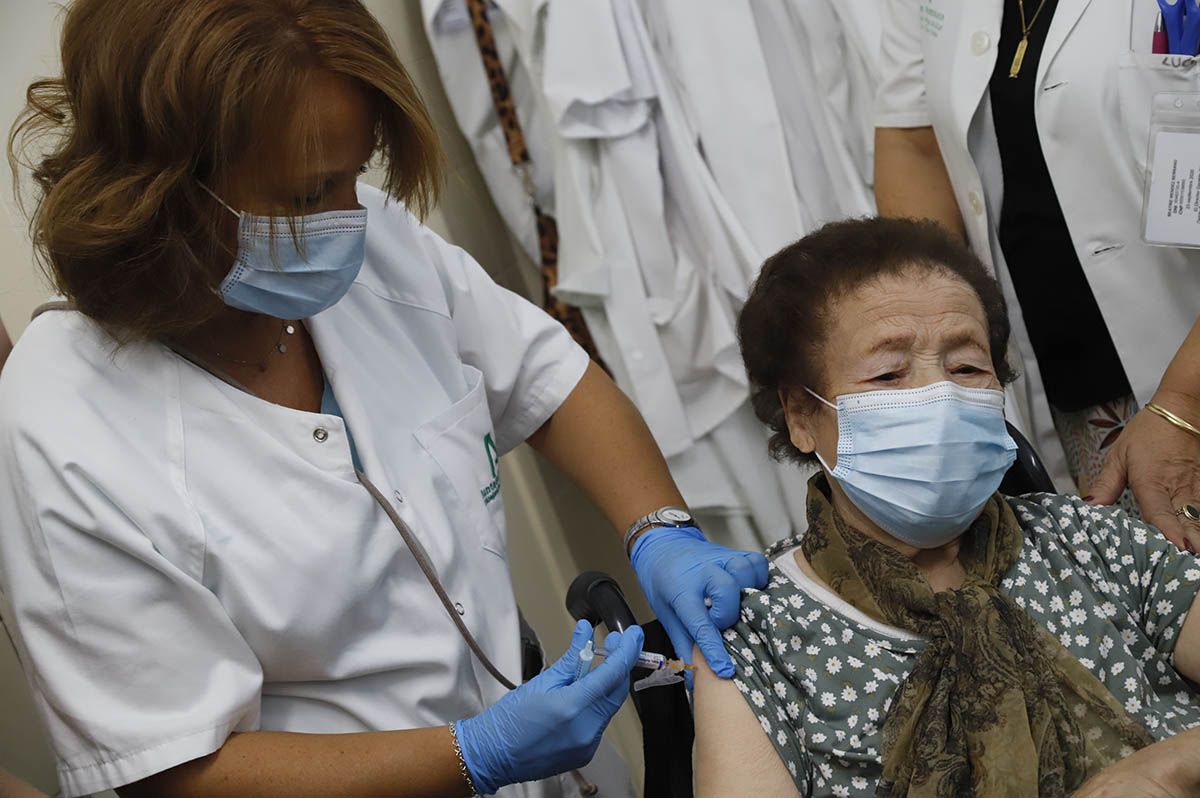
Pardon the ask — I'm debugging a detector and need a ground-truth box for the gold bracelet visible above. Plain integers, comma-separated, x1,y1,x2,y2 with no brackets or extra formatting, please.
448,722,478,796
1146,402,1200,441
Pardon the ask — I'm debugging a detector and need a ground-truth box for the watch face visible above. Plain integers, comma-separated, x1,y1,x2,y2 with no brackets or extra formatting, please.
660,508,692,524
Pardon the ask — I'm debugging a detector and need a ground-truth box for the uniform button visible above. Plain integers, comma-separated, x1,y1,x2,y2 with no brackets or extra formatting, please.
454,602,466,616
968,191,984,216
313,428,329,443
971,31,991,55
393,490,405,505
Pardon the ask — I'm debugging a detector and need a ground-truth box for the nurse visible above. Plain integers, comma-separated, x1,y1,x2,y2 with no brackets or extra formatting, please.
875,0,1200,549
0,1,766,796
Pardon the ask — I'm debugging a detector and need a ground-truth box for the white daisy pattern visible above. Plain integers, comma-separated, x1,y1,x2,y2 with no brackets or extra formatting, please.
722,494,1200,796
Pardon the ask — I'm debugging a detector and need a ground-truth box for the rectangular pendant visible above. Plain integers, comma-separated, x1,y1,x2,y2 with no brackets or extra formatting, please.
1009,37,1028,78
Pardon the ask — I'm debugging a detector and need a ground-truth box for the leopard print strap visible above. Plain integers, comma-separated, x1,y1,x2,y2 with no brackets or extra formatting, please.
464,0,610,374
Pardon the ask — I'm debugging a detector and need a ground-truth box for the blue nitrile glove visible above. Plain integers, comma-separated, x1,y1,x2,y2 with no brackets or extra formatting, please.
456,620,643,795
630,526,768,678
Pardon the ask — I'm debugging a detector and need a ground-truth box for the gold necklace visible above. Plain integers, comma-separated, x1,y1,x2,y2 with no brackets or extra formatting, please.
212,320,297,373
1009,0,1050,78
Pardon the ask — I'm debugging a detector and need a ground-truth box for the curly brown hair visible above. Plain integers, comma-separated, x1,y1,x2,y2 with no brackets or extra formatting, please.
737,217,1017,466
8,0,441,341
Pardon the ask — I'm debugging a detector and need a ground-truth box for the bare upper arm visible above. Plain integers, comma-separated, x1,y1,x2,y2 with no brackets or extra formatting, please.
1174,593,1200,683
692,647,802,798
873,126,966,241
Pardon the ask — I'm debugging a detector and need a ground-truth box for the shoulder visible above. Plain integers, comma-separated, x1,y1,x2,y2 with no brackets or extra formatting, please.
0,311,205,580
0,311,171,473
1006,493,1142,556
356,182,479,318
1003,492,1167,599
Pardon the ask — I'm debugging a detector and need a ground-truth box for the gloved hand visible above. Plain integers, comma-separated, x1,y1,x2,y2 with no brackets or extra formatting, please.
456,620,643,795
630,526,768,678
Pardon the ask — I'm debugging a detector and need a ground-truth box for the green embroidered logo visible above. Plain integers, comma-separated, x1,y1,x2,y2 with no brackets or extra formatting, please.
481,432,501,505
919,3,944,37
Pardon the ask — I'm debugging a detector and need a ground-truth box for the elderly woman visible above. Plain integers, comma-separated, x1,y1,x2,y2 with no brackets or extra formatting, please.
692,218,1200,797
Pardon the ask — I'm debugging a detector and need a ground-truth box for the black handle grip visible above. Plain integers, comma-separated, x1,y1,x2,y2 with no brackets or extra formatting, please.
1001,420,1056,495
566,571,638,634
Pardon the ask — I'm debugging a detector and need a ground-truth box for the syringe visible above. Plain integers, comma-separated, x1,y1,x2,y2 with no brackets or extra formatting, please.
593,646,694,673
574,640,595,682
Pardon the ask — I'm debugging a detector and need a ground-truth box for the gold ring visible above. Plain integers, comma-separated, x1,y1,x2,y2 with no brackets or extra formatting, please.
1176,504,1200,523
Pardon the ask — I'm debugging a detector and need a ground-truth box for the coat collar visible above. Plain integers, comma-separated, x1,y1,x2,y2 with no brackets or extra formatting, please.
1039,0,1094,85
950,0,1093,140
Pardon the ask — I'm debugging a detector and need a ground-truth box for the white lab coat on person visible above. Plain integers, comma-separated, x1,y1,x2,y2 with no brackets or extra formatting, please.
878,0,1200,491
0,184,594,798
425,0,810,548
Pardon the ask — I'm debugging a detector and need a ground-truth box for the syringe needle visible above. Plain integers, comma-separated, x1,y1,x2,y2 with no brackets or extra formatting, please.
592,646,695,672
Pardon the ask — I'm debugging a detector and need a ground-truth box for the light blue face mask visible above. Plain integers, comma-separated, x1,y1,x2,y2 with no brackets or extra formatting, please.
806,381,1018,549
202,184,368,319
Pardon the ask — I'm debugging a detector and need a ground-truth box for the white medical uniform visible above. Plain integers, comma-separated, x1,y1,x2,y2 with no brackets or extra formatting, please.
878,0,1200,490
0,184,589,798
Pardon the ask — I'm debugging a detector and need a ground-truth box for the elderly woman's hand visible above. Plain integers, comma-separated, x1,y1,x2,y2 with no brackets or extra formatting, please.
1072,730,1200,797
1091,392,1200,553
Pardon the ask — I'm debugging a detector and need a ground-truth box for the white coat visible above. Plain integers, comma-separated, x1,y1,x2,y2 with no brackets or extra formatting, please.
878,0,1200,490
0,184,590,798
425,0,812,548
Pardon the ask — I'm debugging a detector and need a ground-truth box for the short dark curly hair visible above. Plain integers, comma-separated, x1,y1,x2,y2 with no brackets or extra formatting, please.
737,217,1017,466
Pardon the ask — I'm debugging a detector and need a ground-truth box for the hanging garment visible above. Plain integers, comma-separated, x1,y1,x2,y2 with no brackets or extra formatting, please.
420,0,552,265
543,0,808,545
637,0,809,258
425,0,821,546
458,0,607,370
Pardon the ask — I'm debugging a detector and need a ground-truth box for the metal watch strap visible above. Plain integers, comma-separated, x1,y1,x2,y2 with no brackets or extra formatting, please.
623,505,695,555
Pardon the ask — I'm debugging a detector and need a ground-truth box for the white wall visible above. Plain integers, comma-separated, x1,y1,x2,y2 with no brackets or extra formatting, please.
0,2,648,794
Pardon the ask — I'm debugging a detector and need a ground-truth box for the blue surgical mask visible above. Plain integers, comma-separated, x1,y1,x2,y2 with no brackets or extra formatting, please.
806,381,1018,548
202,184,367,319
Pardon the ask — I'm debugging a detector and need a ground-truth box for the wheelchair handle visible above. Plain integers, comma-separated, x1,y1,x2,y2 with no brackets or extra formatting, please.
1005,421,1056,495
566,571,638,634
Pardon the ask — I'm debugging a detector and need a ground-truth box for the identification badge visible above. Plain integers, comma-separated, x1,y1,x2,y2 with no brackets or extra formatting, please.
1143,93,1200,248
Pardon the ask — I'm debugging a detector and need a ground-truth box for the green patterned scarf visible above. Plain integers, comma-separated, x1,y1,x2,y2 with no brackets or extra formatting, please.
800,474,1152,797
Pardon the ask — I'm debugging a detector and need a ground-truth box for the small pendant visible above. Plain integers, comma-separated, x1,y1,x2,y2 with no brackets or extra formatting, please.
276,343,288,354
285,324,296,335
1009,36,1028,78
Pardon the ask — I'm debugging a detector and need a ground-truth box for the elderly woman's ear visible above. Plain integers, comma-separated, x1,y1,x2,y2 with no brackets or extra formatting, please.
780,388,818,455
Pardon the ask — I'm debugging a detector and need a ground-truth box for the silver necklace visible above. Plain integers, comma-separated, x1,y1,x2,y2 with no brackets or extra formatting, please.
212,320,297,373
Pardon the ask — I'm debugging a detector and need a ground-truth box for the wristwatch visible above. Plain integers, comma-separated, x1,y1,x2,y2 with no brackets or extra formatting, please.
624,505,696,555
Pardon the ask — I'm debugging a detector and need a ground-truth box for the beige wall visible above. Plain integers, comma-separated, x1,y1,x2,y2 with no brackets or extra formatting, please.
0,2,647,794
0,2,59,340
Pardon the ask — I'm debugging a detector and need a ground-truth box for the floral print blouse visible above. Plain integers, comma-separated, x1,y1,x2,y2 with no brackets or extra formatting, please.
723,494,1200,796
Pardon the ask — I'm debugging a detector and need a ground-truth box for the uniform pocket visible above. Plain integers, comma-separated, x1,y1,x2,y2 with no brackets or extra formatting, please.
414,365,507,558
1117,52,1200,175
